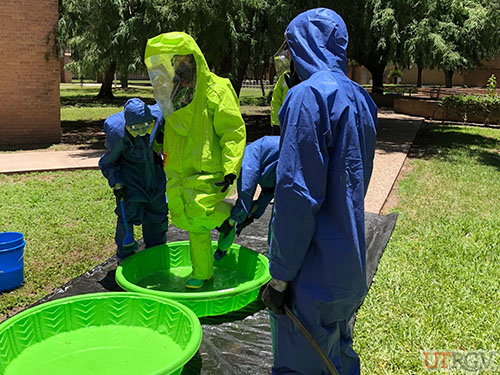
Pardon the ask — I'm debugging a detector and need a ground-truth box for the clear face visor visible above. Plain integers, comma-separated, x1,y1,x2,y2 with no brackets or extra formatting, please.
273,40,291,77
146,54,197,117
126,120,155,137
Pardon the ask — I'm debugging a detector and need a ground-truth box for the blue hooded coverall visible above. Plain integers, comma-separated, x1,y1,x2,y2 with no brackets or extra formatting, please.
99,98,168,260
230,136,280,226
268,8,377,375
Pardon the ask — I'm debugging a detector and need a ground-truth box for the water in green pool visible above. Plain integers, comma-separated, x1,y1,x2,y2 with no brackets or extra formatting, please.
136,265,251,292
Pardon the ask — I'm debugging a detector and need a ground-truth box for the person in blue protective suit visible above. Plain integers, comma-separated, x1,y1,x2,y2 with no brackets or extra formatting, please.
214,135,280,260
261,8,377,375
99,98,169,263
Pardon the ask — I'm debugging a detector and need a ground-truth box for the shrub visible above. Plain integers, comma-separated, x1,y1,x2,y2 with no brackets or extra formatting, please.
439,94,500,124
388,69,403,79
487,74,497,97
239,96,269,106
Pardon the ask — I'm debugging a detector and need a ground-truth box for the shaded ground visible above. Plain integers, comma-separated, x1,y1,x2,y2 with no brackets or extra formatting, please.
61,120,106,150
59,110,278,152
3,103,391,154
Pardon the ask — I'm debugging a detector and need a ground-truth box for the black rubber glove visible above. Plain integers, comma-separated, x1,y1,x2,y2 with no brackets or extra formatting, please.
236,215,254,236
153,152,163,165
216,218,234,235
113,184,127,202
215,173,236,193
261,279,289,315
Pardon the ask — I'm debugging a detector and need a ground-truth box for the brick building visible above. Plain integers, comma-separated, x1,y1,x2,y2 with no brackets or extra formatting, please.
400,58,500,87
0,0,60,148
348,58,500,88
60,52,72,83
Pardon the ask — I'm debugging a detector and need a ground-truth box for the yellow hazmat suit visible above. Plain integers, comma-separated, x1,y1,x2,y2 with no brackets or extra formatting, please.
145,32,246,282
270,71,289,126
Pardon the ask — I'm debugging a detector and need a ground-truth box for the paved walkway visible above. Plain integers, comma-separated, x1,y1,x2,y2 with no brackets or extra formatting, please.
0,113,423,214
365,113,422,213
0,149,104,174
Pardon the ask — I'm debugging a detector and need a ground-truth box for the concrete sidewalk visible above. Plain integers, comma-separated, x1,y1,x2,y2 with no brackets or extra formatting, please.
0,149,104,174
0,113,423,214
365,113,422,213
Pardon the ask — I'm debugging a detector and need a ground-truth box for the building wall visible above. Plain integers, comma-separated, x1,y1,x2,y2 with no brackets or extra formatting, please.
348,65,372,85
60,53,72,83
0,0,60,147
463,58,500,87
400,65,465,86
349,57,500,88
400,58,500,87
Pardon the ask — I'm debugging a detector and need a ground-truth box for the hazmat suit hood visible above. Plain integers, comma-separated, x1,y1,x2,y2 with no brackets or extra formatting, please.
145,32,210,135
286,8,348,80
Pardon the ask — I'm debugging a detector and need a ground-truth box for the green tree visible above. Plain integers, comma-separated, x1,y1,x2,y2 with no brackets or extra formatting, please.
59,0,174,99
169,0,296,96
401,0,439,87
58,0,303,98
331,0,411,94
402,0,500,88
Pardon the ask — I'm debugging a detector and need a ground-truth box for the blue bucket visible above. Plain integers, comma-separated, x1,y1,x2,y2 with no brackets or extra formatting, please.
0,232,25,292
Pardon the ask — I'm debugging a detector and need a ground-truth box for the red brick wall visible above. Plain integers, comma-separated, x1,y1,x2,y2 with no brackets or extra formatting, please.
60,54,72,83
0,0,60,147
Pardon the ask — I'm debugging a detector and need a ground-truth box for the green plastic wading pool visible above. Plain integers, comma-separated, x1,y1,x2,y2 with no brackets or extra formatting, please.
116,241,271,317
0,292,202,375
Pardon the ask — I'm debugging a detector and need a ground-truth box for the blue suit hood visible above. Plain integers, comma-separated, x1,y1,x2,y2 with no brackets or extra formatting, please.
286,8,348,79
124,98,153,126
99,100,166,203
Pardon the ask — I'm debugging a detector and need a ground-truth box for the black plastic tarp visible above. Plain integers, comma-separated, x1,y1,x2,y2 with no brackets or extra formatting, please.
32,208,397,374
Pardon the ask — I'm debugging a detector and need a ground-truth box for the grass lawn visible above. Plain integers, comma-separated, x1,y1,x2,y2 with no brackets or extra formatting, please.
0,170,116,321
60,84,156,123
354,125,500,373
240,87,272,97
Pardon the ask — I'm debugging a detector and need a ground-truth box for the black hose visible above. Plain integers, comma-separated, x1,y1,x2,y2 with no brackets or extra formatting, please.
284,306,339,375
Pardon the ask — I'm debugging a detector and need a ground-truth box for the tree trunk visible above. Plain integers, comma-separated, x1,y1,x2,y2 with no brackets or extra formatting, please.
232,40,252,96
444,70,454,88
417,65,423,88
269,64,276,84
96,62,116,99
368,66,386,94
350,65,356,82
120,74,128,89
217,48,233,77
260,78,265,97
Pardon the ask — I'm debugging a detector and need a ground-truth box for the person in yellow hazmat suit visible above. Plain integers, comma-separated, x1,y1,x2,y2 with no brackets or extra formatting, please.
270,42,291,127
144,32,246,289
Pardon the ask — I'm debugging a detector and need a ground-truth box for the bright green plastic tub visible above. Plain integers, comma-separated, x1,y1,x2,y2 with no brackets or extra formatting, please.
116,241,271,317
0,293,202,375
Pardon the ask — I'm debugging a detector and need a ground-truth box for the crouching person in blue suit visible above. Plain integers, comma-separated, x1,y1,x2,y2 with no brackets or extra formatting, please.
214,136,280,260
99,98,168,262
